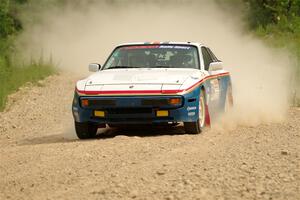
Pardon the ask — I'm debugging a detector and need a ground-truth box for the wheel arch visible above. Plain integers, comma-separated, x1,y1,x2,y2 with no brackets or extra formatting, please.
199,85,211,127
200,85,208,102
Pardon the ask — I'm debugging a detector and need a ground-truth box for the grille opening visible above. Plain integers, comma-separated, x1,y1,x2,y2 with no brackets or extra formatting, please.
142,99,169,106
107,117,174,122
89,99,116,106
107,108,153,115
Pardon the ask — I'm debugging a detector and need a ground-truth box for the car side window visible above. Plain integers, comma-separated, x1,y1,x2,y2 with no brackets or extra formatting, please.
207,48,219,62
201,47,213,71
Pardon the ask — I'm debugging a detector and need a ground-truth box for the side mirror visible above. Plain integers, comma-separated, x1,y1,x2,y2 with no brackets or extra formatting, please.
208,62,223,71
89,63,101,72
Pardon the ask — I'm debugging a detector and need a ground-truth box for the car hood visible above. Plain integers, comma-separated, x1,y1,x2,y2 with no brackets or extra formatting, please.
76,68,207,94
85,68,201,85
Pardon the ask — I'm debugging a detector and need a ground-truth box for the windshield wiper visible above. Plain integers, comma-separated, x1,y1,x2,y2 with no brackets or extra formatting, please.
105,66,174,70
152,66,173,68
105,66,140,70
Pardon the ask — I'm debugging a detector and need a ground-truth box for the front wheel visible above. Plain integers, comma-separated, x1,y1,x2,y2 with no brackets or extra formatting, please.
75,122,98,139
184,90,206,134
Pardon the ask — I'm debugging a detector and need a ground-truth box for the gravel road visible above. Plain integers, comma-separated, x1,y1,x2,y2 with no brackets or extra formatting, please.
0,74,299,200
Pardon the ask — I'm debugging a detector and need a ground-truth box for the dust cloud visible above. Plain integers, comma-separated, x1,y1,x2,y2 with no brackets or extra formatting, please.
19,0,293,127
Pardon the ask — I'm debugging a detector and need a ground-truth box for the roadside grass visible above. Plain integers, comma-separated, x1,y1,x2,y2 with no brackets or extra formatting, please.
0,59,56,111
0,0,58,112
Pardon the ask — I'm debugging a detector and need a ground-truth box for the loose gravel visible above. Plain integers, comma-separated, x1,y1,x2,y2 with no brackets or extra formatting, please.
0,74,299,200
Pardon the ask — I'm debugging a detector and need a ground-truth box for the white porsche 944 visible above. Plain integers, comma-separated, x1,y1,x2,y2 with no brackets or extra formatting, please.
72,42,233,139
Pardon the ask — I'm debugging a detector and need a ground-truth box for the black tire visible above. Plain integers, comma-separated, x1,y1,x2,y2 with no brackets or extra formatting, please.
75,122,98,139
184,90,206,134
184,120,202,134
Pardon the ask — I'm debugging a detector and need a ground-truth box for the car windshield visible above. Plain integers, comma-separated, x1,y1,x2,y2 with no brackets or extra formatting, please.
103,45,200,70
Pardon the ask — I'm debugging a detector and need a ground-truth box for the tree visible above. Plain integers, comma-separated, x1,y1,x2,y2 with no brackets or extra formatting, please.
245,0,300,28
0,0,25,38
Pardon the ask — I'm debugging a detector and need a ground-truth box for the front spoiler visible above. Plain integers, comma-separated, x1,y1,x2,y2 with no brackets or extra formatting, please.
72,88,201,124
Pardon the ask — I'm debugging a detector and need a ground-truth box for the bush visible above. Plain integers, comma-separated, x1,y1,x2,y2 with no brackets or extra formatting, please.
242,0,300,105
244,0,300,28
0,0,55,111
0,59,56,111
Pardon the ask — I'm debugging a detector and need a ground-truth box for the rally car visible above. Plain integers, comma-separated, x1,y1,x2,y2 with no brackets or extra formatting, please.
72,42,233,139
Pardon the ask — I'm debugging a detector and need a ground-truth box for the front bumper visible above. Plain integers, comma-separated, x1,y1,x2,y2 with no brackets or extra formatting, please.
72,89,201,124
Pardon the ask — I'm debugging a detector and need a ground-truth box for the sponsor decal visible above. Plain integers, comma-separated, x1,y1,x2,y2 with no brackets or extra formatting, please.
159,45,191,49
188,112,196,116
159,45,174,49
123,45,191,50
124,45,160,49
187,106,197,111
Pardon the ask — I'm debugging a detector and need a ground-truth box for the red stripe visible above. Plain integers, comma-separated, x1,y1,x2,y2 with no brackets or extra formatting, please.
77,90,169,95
77,72,230,95
124,45,160,49
184,72,229,91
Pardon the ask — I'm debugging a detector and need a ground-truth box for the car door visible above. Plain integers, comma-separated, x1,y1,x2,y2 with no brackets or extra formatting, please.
207,47,230,111
201,47,221,108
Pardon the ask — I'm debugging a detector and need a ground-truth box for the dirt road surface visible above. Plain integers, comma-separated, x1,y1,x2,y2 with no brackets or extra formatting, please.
0,74,299,200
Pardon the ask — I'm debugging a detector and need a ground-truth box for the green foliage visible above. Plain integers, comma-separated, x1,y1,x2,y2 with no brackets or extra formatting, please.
244,0,300,28
0,0,25,38
0,1,15,37
0,0,55,111
242,0,300,105
0,61,56,111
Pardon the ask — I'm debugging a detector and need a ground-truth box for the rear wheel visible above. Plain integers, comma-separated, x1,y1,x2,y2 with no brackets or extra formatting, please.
75,122,98,139
184,90,206,134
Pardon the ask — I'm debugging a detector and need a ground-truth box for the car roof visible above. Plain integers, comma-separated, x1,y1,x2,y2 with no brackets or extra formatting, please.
116,41,203,47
